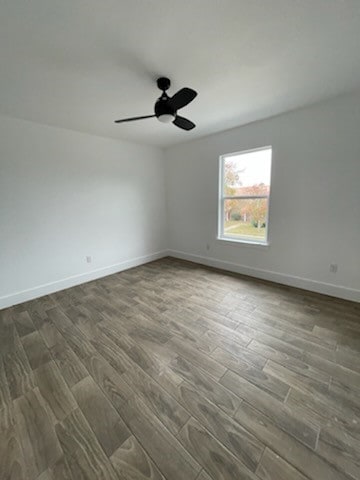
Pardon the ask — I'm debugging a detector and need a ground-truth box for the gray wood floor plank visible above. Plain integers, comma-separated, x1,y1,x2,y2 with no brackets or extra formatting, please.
0,310,17,354
302,351,360,389
246,332,305,360
167,319,218,354
247,339,330,385
118,396,201,480
196,471,213,480
177,417,258,480
97,319,136,352
234,402,350,480
329,377,360,418
72,376,131,457
176,381,265,471
188,296,234,324
0,406,27,480
212,340,267,369
317,425,360,480
201,329,251,356
22,331,52,370
235,316,336,361
61,325,96,360
286,386,360,435
34,361,77,423
50,340,88,389
90,331,133,374
65,305,101,340
169,355,241,417
168,337,227,380
160,309,209,336
128,313,173,343
36,469,54,480
39,319,64,349
335,346,360,373
256,448,310,480
122,365,190,435
46,308,73,335
110,435,166,480
55,408,118,480
82,353,133,412
263,360,329,396
18,297,57,330
13,311,36,338
49,456,72,480
0,355,11,412
14,387,63,479
4,334,35,400
212,347,290,401
220,369,319,449
145,362,184,400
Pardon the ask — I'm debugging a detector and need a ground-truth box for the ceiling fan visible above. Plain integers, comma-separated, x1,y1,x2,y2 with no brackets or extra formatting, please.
114,77,197,130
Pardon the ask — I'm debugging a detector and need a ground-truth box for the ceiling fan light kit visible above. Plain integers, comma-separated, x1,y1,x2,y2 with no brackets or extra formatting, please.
115,77,197,130
157,114,176,123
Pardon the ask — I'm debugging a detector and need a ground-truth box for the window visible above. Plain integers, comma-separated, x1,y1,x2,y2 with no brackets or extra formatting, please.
218,146,272,245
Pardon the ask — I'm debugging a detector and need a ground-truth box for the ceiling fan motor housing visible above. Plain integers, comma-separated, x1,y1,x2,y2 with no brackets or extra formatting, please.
154,98,176,119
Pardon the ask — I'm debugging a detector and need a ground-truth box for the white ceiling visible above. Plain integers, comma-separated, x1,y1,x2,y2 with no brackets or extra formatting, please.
1,1,360,147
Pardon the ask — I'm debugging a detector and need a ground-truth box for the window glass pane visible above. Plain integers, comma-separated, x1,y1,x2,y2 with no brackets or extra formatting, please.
224,148,271,196
223,198,268,242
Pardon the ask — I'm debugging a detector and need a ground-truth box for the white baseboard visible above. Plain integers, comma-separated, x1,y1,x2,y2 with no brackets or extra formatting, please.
2,248,359,309
167,249,360,303
0,250,167,310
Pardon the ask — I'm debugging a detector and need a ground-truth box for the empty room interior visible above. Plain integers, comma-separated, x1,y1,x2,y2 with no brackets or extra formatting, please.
1,1,360,480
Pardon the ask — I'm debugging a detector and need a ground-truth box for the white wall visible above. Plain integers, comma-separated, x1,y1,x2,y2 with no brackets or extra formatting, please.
0,115,167,308
165,91,360,302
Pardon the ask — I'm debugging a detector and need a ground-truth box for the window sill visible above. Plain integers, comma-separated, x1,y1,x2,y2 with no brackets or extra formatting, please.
216,236,270,248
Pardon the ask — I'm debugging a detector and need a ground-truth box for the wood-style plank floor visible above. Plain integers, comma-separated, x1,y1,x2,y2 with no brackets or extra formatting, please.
1,257,359,480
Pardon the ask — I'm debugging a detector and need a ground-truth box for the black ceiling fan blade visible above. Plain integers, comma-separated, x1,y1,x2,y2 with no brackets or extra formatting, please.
168,88,197,110
114,114,155,124
173,115,195,131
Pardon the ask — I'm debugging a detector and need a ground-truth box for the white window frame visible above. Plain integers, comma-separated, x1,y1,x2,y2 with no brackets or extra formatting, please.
217,146,272,246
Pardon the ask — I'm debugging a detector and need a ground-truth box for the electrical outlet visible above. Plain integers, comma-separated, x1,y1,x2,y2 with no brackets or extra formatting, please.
329,263,338,273
206,243,210,251
86,256,92,264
